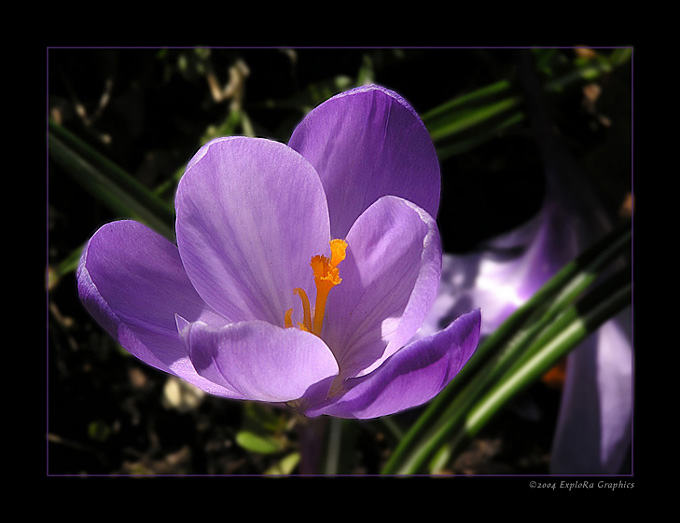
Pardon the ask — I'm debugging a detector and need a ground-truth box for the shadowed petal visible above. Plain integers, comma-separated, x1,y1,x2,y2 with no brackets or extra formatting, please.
289,85,440,239
175,136,330,327
550,311,632,474
415,203,578,341
76,220,240,398
323,195,441,380
185,320,339,403
304,309,480,419
517,50,632,473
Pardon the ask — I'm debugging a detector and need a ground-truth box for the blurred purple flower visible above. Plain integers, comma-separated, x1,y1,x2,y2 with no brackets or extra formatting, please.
77,85,481,420
415,60,632,473
416,178,631,474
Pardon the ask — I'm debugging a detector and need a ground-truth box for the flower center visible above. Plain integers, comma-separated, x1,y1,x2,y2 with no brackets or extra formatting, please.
285,239,347,337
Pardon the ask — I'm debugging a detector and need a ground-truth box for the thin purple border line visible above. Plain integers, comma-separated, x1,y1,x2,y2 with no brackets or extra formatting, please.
45,46,635,478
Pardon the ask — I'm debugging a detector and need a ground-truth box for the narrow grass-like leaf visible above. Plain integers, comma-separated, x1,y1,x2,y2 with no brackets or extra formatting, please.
426,96,522,142
421,80,513,122
421,49,630,158
427,273,631,473
381,221,631,474
48,120,175,240
390,268,630,475
464,273,631,440
434,111,525,161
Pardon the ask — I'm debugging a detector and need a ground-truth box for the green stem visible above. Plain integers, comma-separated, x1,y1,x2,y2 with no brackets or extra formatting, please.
323,417,343,475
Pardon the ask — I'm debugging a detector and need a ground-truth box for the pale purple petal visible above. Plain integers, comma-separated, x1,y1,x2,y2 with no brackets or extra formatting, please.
289,84,440,239
550,310,632,474
304,309,481,419
323,196,441,380
185,320,339,403
175,137,330,327
76,220,241,398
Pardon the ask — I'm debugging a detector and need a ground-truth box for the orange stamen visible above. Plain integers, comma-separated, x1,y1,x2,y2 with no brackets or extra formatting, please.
294,287,313,332
284,239,347,337
284,308,294,328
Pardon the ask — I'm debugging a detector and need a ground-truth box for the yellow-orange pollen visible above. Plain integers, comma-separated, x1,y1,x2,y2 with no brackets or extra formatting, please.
285,239,347,337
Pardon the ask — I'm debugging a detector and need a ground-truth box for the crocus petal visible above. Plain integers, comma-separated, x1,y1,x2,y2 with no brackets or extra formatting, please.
550,311,632,474
289,84,440,239
323,195,441,380
175,136,330,327
76,220,241,398
185,320,339,403
303,309,480,419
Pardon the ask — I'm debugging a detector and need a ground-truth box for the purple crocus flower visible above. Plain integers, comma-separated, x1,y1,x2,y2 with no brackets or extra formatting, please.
77,85,481,420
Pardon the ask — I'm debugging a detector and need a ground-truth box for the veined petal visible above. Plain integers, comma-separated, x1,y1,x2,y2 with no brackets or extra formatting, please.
185,320,339,404
289,84,440,239
303,309,481,419
323,195,442,380
76,220,240,398
175,137,330,327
